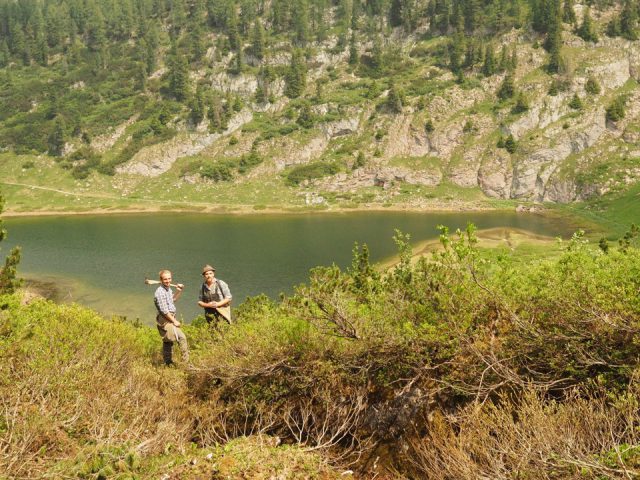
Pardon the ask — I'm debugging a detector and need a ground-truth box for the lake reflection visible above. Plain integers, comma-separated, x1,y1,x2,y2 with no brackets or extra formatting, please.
5,211,579,322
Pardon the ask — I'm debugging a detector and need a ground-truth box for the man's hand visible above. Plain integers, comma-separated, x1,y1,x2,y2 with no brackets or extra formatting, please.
174,320,181,327
176,283,184,291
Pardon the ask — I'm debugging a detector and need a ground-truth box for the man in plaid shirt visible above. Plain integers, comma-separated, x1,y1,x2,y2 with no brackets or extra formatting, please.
154,269,189,366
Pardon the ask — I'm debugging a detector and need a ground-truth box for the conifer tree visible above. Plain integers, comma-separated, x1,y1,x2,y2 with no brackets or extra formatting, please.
284,49,306,98
171,0,187,33
297,101,315,128
504,133,517,153
463,0,480,32
0,41,9,68
562,0,576,24
370,36,384,77
509,46,518,71
190,23,207,63
293,0,310,46
168,54,190,101
48,117,66,156
190,85,206,125
497,72,515,99
0,193,21,295
449,33,464,73
498,45,509,72
227,8,241,51
251,21,265,60
208,94,225,131
386,80,404,113
482,44,496,76
577,7,598,42
255,81,267,103
349,32,359,64
568,92,583,110
620,0,638,40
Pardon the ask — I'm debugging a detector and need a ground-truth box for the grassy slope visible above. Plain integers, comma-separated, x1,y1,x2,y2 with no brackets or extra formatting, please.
2,229,640,478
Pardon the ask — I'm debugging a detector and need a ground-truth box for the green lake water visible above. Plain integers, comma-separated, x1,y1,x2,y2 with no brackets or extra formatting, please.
4,211,581,323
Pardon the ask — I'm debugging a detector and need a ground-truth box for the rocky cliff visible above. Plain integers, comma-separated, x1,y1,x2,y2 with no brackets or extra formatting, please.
103,25,640,205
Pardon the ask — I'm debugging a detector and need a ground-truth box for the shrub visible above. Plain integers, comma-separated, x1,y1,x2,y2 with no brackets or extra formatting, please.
606,95,627,122
285,162,340,185
504,134,517,153
497,74,515,100
585,76,601,95
425,119,434,133
511,93,529,113
568,93,584,110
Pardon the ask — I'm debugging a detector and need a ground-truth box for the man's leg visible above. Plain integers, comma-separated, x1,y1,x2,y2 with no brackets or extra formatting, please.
162,340,174,365
175,327,190,363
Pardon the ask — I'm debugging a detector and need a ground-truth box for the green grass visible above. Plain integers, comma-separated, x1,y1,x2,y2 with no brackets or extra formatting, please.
559,183,640,238
389,155,442,171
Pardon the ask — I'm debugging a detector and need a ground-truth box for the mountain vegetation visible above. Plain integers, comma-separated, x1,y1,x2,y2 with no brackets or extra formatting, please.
0,0,638,218
1,222,640,478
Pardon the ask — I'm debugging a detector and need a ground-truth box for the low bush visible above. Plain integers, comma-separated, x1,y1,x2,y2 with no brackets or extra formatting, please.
285,162,340,185
3,226,640,477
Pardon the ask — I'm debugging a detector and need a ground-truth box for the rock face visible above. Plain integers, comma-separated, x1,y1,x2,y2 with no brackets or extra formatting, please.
110,34,640,203
479,150,513,198
117,110,253,177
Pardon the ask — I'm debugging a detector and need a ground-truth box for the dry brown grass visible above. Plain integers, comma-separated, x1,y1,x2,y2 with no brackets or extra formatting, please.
408,387,640,479
0,300,192,479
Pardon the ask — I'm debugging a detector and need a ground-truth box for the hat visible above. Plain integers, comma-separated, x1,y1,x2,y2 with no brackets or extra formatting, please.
202,264,215,275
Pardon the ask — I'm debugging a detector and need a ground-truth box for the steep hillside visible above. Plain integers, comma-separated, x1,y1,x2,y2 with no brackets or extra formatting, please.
0,0,639,215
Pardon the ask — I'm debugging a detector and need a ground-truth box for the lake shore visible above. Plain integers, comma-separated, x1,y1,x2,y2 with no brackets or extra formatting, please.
2,200,518,218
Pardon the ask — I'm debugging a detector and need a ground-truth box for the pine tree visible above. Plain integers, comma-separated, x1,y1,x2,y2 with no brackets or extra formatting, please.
482,43,496,76
208,94,225,131
190,86,206,125
255,81,267,103
562,0,576,24
386,81,404,113
370,36,384,77
0,193,22,295
227,8,241,51
512,92,529,113
251,21,265,60
0,41,9,67
576,7,598,42
390,0,403,27
504,134,517,153
293,0,310,46
620,0,638,40
463,0,480,32
48,117,66,157
168,55,190,101
297,101,315,128
190,23,207,63
449,33,464,73
497,73,515,100
284,49,306,98
606,95,626,122
498,45,509,72
349,32,359,65
568,93,583,110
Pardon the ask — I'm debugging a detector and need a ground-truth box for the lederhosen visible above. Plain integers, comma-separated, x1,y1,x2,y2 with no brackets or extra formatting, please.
200,280,229,324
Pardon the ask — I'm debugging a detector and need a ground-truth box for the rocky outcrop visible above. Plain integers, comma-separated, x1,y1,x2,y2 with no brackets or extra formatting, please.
384,115,433,158
92,115,139,153
105,29,640,204
478,150,513,198
117,110,253,177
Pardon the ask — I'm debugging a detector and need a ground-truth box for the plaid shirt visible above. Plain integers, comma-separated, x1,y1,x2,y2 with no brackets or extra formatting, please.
154,285,176,315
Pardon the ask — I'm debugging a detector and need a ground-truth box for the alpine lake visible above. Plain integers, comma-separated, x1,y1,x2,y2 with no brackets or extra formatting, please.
4,210,582,324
